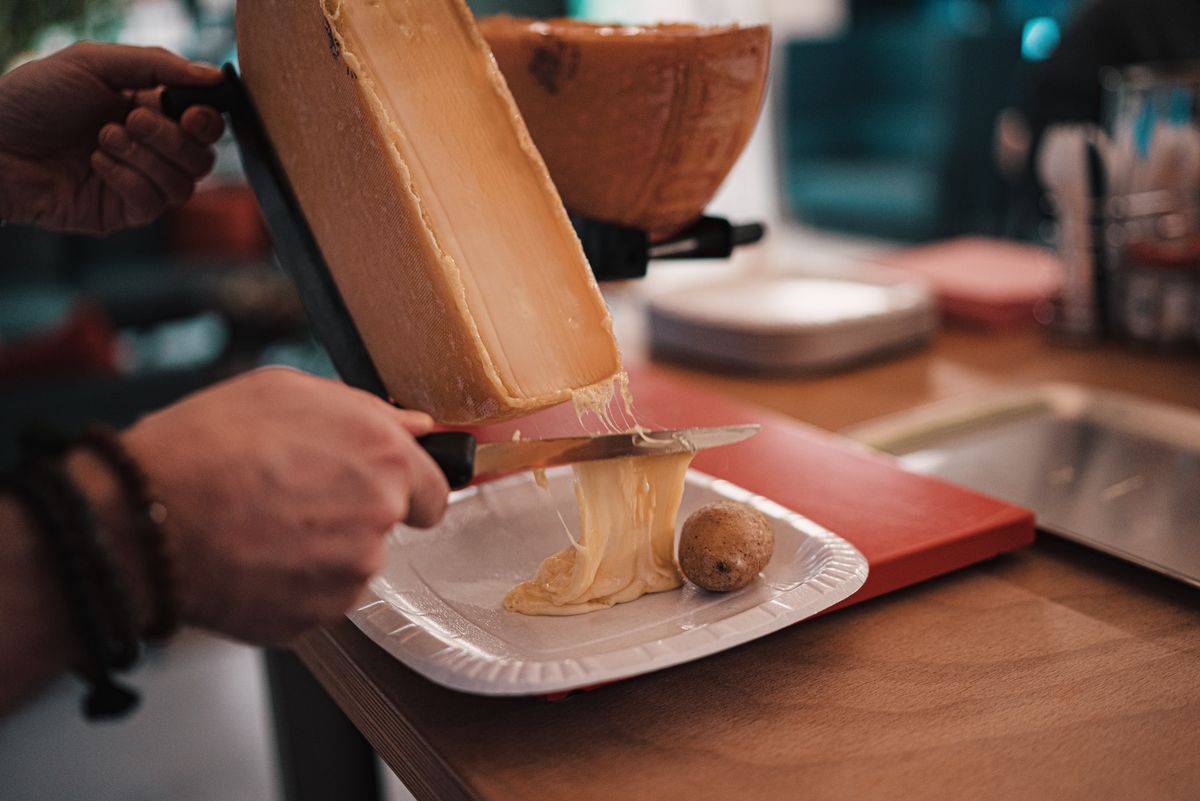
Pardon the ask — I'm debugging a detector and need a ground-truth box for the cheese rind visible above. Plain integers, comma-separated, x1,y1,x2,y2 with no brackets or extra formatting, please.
236,0,621,423
479,15,771,236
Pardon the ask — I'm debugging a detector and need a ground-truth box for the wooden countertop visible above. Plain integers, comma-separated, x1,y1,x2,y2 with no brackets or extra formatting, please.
295,328,1200,801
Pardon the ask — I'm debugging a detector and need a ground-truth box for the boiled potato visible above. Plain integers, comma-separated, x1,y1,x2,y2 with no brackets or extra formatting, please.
678,501,774,592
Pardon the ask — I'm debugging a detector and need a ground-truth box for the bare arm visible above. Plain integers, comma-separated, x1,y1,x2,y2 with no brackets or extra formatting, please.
0,369,449,716
0,494,75,713
0,449,152,714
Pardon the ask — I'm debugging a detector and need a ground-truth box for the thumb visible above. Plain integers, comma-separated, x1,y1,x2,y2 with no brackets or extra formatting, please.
67,42,222,90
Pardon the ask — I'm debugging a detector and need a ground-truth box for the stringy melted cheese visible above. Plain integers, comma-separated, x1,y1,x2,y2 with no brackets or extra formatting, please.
504,452,695,615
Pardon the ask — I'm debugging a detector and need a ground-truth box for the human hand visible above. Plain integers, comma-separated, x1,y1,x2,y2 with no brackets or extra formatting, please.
0,42,224,235
119,368,449,645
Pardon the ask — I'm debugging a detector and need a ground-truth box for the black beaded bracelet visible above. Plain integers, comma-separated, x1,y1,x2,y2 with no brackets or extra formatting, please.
4,465,140,720
77,425,179,642
34,456,142,671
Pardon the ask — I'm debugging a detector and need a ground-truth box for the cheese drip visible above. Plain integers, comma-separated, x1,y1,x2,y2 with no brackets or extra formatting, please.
504,452,694,615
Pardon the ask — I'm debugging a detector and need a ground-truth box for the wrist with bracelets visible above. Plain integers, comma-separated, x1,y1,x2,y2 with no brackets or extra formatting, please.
76,426,179,643
2,424,178,720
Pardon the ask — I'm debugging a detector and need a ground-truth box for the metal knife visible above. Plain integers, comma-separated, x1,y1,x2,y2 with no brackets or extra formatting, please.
418,424,760,490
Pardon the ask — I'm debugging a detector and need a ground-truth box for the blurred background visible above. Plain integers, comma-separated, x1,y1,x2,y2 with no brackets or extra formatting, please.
2,0,1196,799
0,0,1097,465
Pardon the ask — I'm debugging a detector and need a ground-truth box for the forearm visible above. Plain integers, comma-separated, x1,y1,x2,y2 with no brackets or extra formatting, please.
0,494,77,714
0,451,153,715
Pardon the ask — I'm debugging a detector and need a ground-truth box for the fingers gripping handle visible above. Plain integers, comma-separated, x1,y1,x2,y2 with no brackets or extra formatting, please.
161,64,240,121
417,432,476,490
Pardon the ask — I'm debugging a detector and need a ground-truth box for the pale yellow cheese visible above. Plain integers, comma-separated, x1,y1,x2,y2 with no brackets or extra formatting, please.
237,0,620,423
504,452,695,616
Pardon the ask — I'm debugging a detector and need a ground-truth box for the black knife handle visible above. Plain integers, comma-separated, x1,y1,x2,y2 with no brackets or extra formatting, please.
161,64,240,120
417,432,476,490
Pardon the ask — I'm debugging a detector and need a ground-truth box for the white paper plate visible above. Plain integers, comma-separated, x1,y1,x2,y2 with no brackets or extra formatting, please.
348,467,868,696
647,273,936,372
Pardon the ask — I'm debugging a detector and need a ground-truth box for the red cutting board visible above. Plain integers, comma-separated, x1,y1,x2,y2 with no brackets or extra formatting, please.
473,365,1035,608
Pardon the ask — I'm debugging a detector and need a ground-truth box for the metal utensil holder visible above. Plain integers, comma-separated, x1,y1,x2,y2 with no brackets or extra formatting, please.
1103,65,1200,350
1045,65,1200,351
1104,189,1200,347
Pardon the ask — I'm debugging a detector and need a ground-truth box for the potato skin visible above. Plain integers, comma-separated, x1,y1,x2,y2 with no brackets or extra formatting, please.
678,501,774,592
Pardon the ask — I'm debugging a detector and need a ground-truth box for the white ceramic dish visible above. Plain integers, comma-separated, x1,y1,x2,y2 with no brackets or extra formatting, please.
348,467,868,696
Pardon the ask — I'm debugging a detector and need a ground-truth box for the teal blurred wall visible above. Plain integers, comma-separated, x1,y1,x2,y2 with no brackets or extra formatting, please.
467,0,565,17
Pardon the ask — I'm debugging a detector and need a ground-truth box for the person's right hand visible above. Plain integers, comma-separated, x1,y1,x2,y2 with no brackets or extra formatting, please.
120,368,449,645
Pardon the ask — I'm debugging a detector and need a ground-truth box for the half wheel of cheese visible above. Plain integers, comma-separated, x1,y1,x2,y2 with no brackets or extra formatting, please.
480,15,771,238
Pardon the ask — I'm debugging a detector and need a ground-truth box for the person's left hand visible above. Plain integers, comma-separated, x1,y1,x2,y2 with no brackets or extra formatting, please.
0,42,225,235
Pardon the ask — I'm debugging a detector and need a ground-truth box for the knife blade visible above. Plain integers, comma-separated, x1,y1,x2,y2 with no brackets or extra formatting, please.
419,425,760,489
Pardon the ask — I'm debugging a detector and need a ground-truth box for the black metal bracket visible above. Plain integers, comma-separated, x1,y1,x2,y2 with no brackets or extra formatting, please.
572,215,766,281
162,65,389,398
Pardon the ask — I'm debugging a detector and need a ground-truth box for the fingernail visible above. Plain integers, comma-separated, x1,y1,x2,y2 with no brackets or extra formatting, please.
126,110,152,136
100,124,130,155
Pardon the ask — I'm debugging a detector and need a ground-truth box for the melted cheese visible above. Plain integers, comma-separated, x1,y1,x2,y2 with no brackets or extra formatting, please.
571,371,640,434
504,452,694,616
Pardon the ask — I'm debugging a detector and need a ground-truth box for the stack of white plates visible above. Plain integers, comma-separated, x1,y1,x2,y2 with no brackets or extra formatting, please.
647,271,936,373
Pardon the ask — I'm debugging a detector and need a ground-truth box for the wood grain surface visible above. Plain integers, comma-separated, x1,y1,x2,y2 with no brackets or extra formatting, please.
296,328,1200,801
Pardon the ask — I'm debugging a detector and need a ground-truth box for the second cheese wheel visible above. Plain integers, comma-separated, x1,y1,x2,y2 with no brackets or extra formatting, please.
480,15,771,237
